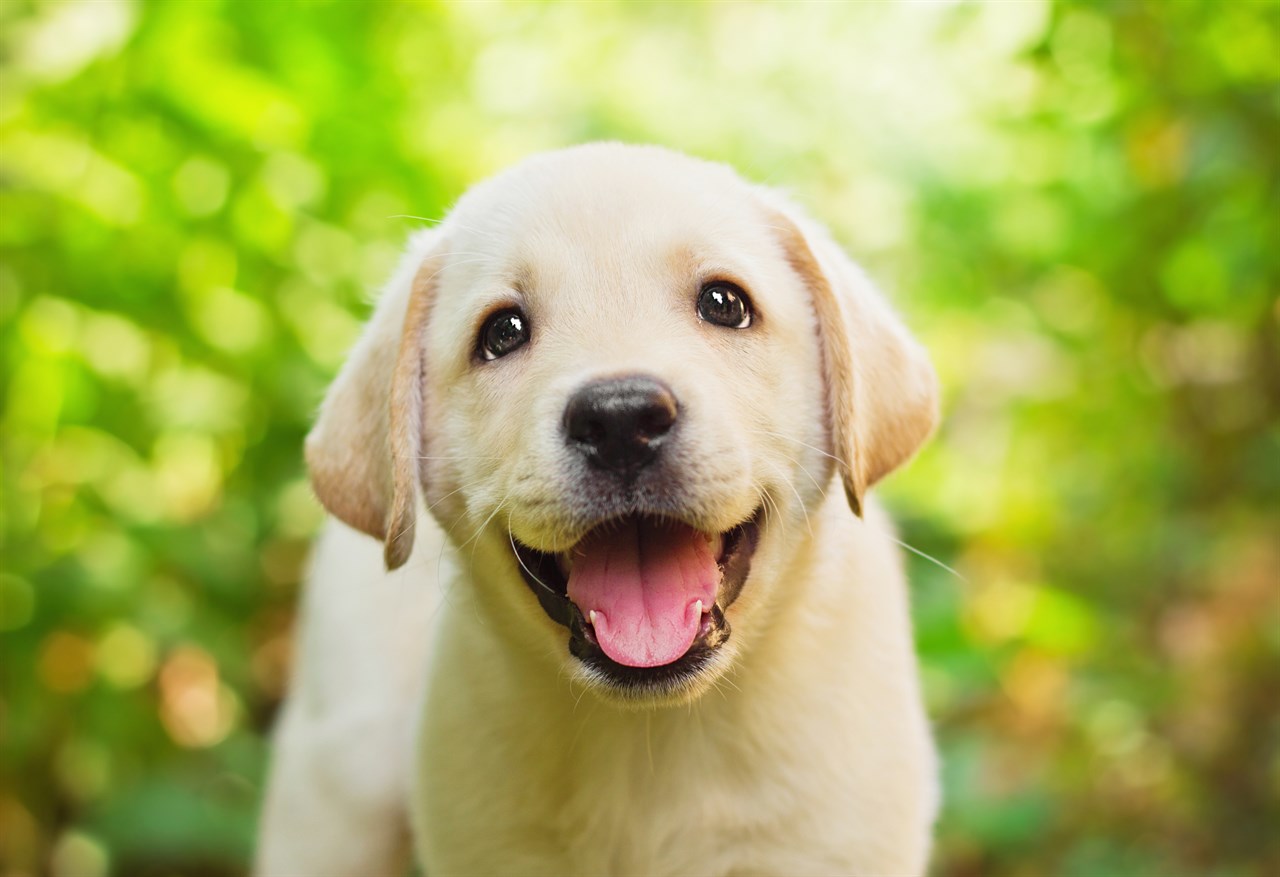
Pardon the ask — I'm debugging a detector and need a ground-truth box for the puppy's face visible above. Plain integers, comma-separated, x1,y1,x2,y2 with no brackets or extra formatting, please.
306,145,937,705
419,153,830,700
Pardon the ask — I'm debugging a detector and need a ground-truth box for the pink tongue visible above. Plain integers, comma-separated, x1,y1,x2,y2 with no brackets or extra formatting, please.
566,519,719,668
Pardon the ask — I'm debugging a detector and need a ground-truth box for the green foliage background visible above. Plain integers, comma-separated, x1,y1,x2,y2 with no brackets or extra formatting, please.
2,1,1277,875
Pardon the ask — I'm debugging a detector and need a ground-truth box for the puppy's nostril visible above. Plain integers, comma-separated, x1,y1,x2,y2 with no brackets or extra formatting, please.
635,398,677,440
564,376,679,472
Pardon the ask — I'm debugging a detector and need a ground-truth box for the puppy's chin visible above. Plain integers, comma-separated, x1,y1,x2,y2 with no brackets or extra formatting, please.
565,641,740,710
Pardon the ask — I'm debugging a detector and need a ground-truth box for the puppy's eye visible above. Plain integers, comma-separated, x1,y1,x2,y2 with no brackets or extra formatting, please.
479,308,530,360
696,282,752,329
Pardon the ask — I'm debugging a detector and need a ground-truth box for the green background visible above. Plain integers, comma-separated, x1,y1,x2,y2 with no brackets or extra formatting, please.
2,1,1277,874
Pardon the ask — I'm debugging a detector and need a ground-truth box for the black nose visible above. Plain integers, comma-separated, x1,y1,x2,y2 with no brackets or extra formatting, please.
563,376,679,473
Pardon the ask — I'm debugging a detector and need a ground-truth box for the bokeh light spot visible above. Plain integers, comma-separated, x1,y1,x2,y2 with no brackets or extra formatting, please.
38,631,95,694
96,623,157,688
172,156,231,217
158,645,240,748
153,432,225,522
80,311,151,385
50,829,110,877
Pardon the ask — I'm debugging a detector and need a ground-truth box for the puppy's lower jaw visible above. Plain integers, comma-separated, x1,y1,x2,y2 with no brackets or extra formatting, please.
511,510,760,692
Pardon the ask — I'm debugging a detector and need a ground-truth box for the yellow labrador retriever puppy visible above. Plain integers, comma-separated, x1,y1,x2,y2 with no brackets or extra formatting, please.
256,143,939,876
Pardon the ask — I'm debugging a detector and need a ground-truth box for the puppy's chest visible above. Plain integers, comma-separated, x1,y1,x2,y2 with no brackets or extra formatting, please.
415,707,808,875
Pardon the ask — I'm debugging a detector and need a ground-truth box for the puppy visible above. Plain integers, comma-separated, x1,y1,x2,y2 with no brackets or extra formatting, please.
256,143,940,876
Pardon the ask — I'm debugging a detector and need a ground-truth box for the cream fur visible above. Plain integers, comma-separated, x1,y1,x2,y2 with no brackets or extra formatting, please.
256,144,940,876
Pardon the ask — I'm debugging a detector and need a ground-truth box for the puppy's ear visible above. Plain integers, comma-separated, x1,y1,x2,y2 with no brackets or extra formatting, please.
305,230,443,569
770,209,938,516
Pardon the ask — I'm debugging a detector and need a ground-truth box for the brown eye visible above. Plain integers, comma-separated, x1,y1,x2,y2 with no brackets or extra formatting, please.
479,308,530,360
696,282,752,329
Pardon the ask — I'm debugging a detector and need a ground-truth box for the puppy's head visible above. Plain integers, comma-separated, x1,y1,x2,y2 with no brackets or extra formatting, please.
306,144,936,705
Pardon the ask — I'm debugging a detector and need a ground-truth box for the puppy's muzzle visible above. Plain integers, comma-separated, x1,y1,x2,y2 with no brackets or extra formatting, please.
563,376,678,474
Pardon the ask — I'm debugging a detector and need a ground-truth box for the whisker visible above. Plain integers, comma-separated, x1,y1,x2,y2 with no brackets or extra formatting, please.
890,537,967,583
772,447,827,499
570,672,589,713
566,694,601,756
759,488,783,533
388,214,444,224
749,429,850,470
433,509,475,618
754,489,771,528
424,484,468,515
717,671,744,696
460,498,511,627
762,458,813,540
459,497,506,557
708,673,733,704
507,529,562,598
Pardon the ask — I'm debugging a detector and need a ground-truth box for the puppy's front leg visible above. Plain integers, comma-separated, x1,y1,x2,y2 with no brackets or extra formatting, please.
255,521,438,877
255,701,412,877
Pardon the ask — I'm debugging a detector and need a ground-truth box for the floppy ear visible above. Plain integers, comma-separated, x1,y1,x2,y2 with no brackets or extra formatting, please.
304,229,443,570
770,209,938,516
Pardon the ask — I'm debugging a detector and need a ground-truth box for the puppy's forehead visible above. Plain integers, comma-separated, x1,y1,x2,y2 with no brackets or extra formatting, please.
448,147,774,281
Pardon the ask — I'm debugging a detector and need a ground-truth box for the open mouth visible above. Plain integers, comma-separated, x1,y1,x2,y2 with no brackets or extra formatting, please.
511,510,761,691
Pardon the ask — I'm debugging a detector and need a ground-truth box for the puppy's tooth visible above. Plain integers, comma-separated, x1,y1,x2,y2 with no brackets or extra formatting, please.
694,599,703,617
589,609,598,627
